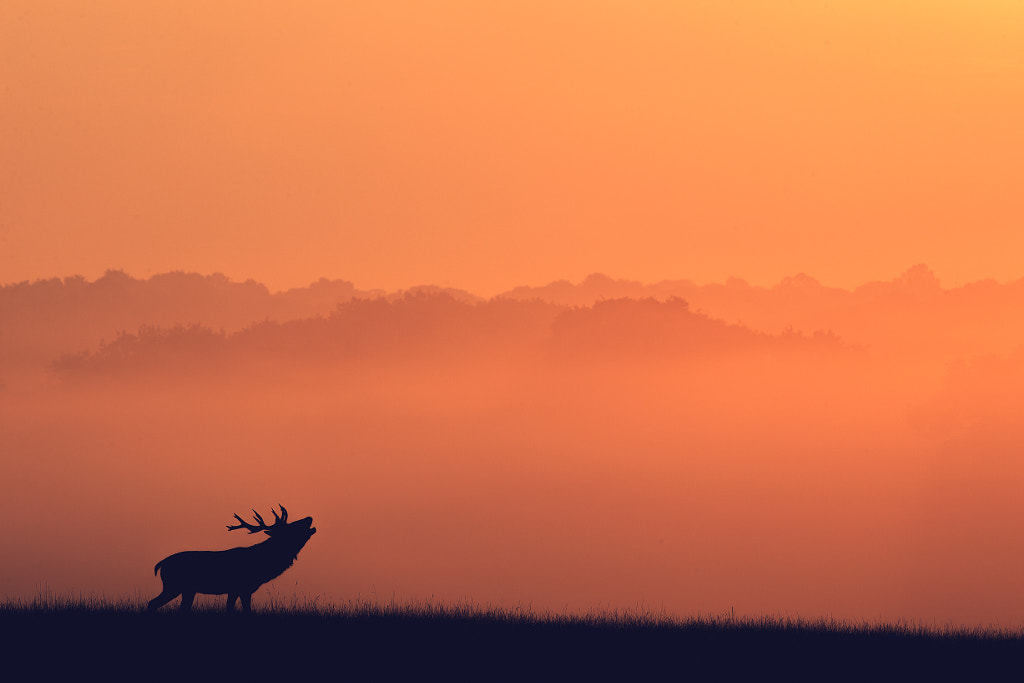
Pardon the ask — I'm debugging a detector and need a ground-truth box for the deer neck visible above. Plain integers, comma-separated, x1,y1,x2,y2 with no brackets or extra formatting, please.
252,535,308,567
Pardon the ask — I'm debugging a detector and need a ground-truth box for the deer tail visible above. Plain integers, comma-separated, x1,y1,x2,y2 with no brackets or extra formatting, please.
154,559,164,576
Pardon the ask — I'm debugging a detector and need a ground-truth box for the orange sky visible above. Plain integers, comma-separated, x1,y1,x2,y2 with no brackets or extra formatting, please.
7,3,1024,626
3,1,1024,294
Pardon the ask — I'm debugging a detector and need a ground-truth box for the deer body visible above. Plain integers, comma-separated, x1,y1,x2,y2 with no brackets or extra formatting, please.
148,506,316,612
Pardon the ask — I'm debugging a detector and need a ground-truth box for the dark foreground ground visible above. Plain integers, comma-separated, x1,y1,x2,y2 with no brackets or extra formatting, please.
2,599,1022,681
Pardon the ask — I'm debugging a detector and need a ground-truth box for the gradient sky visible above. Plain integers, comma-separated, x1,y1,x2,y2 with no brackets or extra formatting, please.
3,2,1024,294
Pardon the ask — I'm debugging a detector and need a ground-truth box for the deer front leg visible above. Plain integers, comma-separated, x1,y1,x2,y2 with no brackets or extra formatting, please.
179,592,196,612
226,594,238,612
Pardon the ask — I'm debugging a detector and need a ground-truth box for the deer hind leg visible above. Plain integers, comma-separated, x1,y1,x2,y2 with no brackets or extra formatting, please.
240,593,252,613
147,587,180,613
226,594,238,612
178,591,196,612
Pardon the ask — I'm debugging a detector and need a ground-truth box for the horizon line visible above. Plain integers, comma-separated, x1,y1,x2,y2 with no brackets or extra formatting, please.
4,263,1020,298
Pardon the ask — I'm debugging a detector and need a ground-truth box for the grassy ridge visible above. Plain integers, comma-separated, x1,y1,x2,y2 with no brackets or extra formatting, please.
3,597,1022,681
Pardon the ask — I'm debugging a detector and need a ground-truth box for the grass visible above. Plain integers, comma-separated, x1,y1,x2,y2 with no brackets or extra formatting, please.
3,595,1023,681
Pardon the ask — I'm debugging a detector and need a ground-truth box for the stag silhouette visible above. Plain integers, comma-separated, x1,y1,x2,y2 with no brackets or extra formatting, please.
147,505,316,612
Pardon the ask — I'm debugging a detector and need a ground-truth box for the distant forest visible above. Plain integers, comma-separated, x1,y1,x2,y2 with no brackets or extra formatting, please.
3,265,1024,385
49,294,850,381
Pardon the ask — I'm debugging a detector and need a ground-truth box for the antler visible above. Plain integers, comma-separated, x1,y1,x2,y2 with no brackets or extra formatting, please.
273,504,288,524
227,505,289,533
227,509,273,534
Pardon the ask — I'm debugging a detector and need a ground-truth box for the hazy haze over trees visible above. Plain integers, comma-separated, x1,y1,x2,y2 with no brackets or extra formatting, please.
7,263,1021,386
4,266,1024,627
